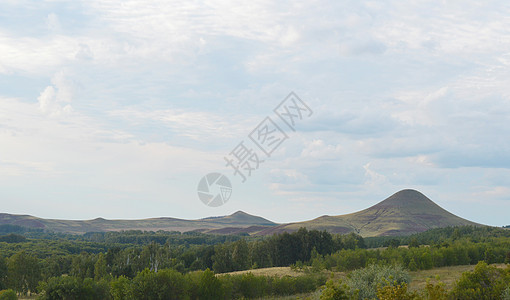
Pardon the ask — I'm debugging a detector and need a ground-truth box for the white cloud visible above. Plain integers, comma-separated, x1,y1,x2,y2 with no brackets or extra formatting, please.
46,13,61,32
0,0,509,224
363,162,387,187
0,31,77,74
339,37,386,56
301,139,342,160
37,70,73,116
107,107,257,142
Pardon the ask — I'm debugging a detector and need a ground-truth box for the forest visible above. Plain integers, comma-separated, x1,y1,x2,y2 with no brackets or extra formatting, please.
0,225,509,299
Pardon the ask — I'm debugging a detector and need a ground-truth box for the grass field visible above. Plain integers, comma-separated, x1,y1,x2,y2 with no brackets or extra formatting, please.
408,263,507,291
222,263,508,299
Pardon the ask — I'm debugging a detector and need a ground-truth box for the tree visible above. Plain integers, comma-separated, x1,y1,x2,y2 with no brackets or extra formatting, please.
110,276,131,300
187,269,223,300
249,241,271,269
94,253,108,280
342,233,365,250
71,253,95,279
419,251,433,269
408,238,420,248
0,257,7,290
452,261,510,299
42,255,72,279
0,234,26,243
386,239,401,249
408,258,418,272
37,276,110,300
320,279,349,300
130,268,188,300
213,243,233,273
7,251,41,295
232,240,249,271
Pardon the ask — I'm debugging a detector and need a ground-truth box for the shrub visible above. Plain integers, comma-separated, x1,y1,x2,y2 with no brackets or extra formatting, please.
130,268,188,300
186,269,223,300
219,272,325,299
452,261,510,299
421,277,448,300
501,286,510,300
0,289,17,300
376,280,417,300
407,258,418,272
320,279,350,300
37,276,110,300
347,264,410,300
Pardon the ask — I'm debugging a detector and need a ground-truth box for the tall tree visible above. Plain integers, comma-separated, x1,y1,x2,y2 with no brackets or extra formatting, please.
94,253,108,280
232,239,249,271
7,251,41,295
0,256,7,290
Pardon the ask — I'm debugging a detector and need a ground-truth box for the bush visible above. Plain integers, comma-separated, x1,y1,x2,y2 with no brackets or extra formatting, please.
38,276,110,300
502,286,510,300
407,258,418,272
320,279,350,300
218,272,325,299
130,268,188,300
452,261,510,299
422,277,448,300
186,269,223,300
376,280,417,300
347,264,410,300
0,289,17,300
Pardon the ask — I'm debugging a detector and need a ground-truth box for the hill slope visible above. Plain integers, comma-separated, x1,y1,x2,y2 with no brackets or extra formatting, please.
259,189,482,237
0,211,276,234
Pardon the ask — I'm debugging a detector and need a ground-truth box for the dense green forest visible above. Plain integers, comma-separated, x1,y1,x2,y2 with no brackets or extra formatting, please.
0,225,509,299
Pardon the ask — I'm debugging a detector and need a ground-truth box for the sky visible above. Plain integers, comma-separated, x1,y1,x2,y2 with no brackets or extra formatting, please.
0,0,509,226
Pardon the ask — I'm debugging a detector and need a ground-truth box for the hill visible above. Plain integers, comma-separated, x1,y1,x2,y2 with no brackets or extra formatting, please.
0,189,484,236
0,210,276,234
259,189,482,237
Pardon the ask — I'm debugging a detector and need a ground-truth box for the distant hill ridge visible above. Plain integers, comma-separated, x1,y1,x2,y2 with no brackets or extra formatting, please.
0,210,276,234
0,189,484,236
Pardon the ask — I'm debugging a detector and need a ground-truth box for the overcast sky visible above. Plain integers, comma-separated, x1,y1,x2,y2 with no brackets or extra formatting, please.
1,0,509,226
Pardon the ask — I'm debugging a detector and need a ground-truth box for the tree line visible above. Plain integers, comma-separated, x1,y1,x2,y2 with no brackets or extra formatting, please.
1,225,509,297
38,269,326,300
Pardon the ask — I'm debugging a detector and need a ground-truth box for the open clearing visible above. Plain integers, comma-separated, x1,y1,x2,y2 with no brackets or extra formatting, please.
222,263,508,292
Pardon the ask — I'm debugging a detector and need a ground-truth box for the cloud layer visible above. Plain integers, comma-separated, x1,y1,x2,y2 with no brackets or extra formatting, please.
0,0,509,225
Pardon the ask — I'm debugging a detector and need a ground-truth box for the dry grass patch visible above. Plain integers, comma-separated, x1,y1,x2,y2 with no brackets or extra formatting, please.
220,267,304,277
408,263,507,291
